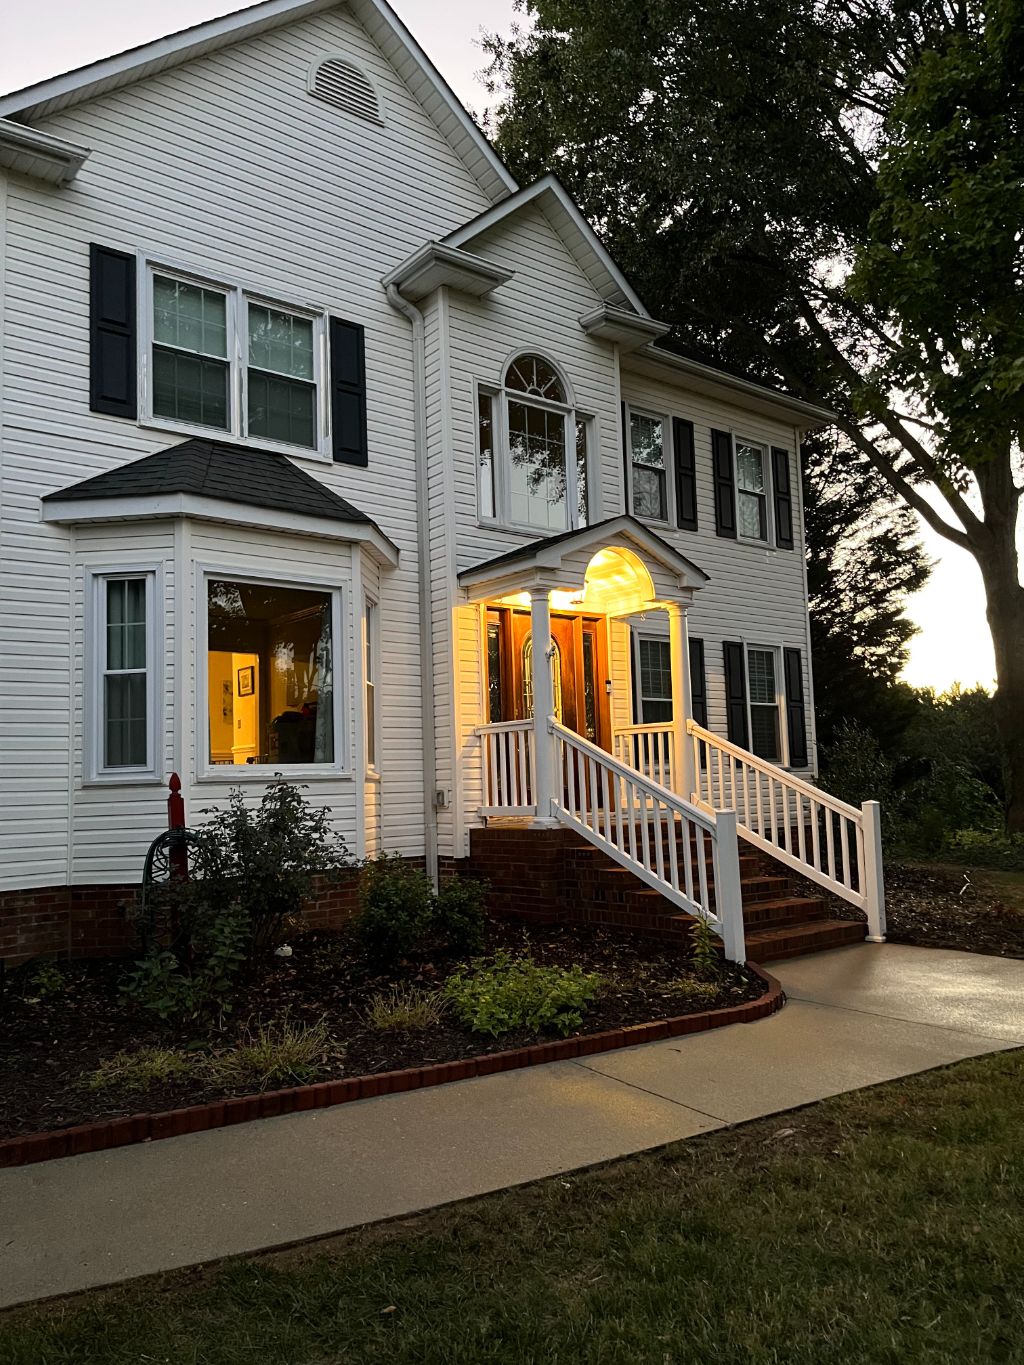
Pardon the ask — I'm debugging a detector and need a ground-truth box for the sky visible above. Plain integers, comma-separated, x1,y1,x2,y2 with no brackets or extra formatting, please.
0,0,1003,693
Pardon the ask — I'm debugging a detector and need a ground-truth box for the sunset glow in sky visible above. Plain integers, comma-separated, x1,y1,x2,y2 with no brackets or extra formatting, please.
0,0,1008,693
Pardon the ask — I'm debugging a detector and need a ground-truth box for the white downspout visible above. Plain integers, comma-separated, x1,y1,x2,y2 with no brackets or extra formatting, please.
386,283,438,885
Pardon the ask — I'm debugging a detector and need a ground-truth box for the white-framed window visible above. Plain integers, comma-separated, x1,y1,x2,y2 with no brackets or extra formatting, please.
627,409,669,523
633,634,673,724
746,644,785,763
88,568,161,781
200,571,344,777
143,261,327,456
363,596,379,771
735,439,771,543
476,353,589,533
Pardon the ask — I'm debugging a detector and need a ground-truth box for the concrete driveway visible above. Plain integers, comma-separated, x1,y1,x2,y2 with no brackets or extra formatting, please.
2,942,1022,1309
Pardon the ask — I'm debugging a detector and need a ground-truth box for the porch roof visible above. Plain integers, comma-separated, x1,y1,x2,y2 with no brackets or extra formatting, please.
458,515,709,608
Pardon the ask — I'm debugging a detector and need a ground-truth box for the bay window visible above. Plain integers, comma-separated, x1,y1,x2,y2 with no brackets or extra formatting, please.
477,353,588,533
205,578,337,770
90,569,158,780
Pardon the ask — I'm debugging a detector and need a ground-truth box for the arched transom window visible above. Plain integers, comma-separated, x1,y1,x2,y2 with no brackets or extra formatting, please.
477,353,589,533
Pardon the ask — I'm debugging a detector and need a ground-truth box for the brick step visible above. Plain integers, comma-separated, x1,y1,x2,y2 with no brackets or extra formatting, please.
744,918,865,963
738,875,792,903
741,896,829,929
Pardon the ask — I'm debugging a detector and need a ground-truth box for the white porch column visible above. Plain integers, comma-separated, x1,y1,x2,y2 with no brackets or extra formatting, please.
530,585,560,826
666,603,694,801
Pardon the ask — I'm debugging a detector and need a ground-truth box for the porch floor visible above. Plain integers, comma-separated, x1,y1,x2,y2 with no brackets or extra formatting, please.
3,944,1023,1310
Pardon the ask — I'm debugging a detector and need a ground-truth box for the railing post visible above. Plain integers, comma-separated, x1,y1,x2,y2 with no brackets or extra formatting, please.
529,585,560,826
861,800,887,941
713,808,746,964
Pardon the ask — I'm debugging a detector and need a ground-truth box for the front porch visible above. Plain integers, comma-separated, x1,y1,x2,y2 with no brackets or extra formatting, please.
456,516,887,965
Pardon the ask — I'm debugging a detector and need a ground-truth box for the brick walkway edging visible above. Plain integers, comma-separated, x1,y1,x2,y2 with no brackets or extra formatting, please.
0,967,783,1169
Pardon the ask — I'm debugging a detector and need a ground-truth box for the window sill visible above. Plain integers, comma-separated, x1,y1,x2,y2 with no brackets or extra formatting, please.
737,534,776,550
84,771,165,788
196,766,353,783
475,518,575,540
138,416,330,464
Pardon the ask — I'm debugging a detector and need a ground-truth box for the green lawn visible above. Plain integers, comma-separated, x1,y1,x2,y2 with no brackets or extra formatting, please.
3,1051,1024,1364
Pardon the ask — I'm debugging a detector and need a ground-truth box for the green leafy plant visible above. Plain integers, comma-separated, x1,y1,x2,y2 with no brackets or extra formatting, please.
434,877,488,954
444,949,603,1038
690,912,723,982
356,853,436,965
123,901,250,1022
942,829,1024,872
86,1046,198,1093
365,984,448,1032
211,1017,334,1090
26,961,66,1000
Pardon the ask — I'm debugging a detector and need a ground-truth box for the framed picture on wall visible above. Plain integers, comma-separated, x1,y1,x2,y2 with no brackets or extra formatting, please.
237,665,255,697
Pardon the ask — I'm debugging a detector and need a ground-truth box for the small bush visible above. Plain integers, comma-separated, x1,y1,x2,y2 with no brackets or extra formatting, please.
444,949,603,1038
669,978,722,1006
365,984,448,1032
435,877,488,954
357,854,435,964
26,961,66,1000
211,1018,334,1090
690,911,722,981
123,904,250,1022
87,1047,197,1093
942,829,1024,871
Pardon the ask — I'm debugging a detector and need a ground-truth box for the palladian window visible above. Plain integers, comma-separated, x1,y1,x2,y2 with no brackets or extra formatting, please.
477,353,589,533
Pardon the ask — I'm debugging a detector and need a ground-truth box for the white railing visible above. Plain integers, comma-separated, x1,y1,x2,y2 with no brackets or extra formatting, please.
687,720,885,940
477,721,536,816
552,719,745,962
613,723,674,789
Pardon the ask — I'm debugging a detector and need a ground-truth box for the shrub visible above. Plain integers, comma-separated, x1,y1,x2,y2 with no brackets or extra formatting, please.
26,961,66,1000
942,829,1024,871
357,854,436,964
123,902,250,1022
435,877,488,954
670,978,722,1006
211,1018,334,1090
689,911,722,981
87,1047,197,1093
444,949,603,1038
365,984,448,1032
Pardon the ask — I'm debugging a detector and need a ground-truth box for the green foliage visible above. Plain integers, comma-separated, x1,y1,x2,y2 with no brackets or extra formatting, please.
942,829,1024,871
357,854,436,964
669,978,722,1007
444,949,603,1038
689,912,723,982
356,858,489,965
87,1046,197,1093
126,780,350,1022
434,877,488,954
26,960,66,1000
365,984,448,1032
212,1018,334,1091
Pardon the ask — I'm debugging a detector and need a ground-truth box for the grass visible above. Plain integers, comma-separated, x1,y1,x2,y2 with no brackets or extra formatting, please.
4,1050,1024,1363
86,1047,197,1093
211,1018,333,1091
365,984,448,1032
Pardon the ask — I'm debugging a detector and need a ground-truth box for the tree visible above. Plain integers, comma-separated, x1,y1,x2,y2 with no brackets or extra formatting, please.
485,0,1024,827
802,431,928,750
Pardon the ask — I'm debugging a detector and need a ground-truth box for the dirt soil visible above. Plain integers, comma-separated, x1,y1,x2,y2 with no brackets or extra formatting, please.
820,862,1024,958
0,919,765,1141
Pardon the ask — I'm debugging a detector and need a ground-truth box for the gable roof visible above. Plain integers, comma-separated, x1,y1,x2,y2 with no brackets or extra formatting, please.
443,174,650,317
41,438,398,558
0,0,517,203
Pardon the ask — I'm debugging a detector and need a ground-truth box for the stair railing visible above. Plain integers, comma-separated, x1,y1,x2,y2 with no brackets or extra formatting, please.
551,718,745,963
687,720,885,940
612,723,674,789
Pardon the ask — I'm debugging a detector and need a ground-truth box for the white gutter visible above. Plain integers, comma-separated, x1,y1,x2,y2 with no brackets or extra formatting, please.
386,283,439,885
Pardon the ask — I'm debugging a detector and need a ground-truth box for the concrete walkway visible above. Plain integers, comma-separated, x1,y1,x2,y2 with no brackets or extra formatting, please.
2,943,1023,1309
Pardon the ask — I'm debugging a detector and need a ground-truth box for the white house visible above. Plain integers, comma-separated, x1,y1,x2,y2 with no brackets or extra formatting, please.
0,0,884,967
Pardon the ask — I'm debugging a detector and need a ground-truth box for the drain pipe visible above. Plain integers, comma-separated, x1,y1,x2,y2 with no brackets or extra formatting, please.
386,283,439,886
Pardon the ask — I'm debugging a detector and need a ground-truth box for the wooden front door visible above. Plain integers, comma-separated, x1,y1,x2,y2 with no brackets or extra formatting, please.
485,607,610,749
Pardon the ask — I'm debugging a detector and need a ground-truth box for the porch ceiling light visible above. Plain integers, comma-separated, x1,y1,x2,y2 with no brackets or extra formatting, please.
549,588,586,611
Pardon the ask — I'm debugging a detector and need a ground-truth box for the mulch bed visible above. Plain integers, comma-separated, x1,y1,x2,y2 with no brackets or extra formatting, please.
0,919,765,1142
805,863,1024,959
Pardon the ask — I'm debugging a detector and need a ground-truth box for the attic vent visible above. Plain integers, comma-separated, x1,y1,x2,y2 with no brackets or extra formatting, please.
309,56,382,124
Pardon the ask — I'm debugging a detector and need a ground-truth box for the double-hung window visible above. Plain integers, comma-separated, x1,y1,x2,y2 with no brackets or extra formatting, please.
635,636,673,724
147,265,325,454
746,645,784,762
735,440,770,542
629,412,668,522
363,597,378,770
477,354,589,533
92,571,158,779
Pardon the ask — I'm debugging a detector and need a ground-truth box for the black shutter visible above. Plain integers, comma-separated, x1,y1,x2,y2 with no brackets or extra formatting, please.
329,317,368,466
688,635,707,727
621,400,630,513
89,244,136,418
712,429,736,538
723,640,749,747
784,647,809,767
673,416,698,531
771,446,794,549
